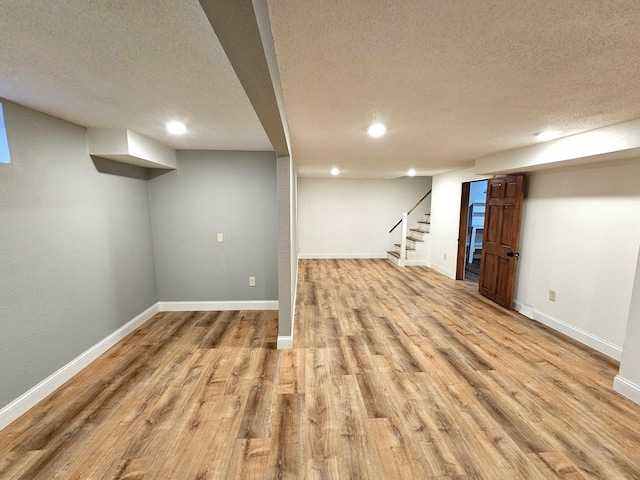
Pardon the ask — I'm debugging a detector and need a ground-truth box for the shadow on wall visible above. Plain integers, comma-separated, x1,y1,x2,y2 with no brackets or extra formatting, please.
91,156,151,180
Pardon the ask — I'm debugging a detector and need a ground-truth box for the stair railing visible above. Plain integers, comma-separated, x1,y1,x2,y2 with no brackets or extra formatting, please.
389,190,432,233
389,190,432,267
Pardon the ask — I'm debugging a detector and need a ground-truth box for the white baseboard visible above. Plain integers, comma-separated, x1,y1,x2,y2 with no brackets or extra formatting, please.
298,253,387,259
430,263,456,279
613,375,640,405
277,335,294,349
0,303,160,432
513,300,623,361
158,300,278,311
404,260,430,266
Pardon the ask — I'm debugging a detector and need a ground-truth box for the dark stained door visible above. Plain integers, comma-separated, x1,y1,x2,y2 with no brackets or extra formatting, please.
478,174,525,309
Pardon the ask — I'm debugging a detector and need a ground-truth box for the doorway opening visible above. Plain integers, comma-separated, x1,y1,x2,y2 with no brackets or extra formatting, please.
455,179,487,283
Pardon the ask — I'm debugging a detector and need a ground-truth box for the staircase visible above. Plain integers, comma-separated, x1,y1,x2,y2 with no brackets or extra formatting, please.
387,213,431,266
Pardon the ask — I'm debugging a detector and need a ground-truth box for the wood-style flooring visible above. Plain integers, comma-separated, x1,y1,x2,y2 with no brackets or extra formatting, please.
1,259,639,479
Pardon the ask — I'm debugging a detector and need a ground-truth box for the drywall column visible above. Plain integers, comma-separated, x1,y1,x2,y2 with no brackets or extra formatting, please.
615,245,640,404
277,155,297,349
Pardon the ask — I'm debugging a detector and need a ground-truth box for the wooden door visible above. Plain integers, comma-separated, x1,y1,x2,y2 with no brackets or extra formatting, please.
478,174,525,309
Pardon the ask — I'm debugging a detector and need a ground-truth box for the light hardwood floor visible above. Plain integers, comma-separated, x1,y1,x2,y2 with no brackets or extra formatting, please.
1,259,639,479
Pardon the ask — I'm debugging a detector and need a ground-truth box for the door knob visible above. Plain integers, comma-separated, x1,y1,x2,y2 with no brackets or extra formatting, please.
506,251,520,258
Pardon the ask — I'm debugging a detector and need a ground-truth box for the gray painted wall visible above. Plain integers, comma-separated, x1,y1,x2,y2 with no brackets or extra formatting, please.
149,150,278,302
0,101,158,409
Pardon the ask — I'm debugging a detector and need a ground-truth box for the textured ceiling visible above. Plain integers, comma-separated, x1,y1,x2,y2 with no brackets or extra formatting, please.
267,0,640,177
2,1,640,178
0,0,271,151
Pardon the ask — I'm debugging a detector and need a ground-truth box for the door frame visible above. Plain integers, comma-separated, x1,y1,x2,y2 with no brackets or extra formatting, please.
455,182,471,280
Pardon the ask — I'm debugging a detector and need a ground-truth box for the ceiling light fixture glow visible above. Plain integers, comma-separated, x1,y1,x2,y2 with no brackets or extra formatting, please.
407,168,416,177
166,121,187,135
331,167,340,176
368,122,386,138
535,130,561,141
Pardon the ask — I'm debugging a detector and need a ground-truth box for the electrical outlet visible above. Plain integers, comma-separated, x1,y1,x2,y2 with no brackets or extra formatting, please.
217,233,224,243
549,290,556,301
249,276,256,287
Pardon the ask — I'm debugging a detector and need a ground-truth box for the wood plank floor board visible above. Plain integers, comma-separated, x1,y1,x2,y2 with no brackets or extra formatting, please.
2,259,639,479
236,347,281,440
227,437,272,480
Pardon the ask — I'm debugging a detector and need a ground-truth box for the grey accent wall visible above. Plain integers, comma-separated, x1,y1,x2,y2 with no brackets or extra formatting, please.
149,150,278,302
0,101,158,409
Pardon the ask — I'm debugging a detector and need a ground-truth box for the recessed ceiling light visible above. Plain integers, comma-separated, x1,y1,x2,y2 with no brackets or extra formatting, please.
535,130,561,141
407,169,416,177
331,167,340,176
166,121,187,135
368,123,386,138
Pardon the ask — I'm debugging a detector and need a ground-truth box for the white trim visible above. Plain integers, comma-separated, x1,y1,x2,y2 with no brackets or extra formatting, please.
277,335,294,349
404,260,430,267
158,300,278,311
613,375,640,405
431,264,456,279
0,303,159,432
286,255,299,349
386,252,401,266
298,253,387,259
513,300,623,361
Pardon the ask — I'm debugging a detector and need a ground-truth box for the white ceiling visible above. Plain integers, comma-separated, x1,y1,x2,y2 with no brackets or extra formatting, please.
2,1,640,178
267,0,640,177
0,0,271,151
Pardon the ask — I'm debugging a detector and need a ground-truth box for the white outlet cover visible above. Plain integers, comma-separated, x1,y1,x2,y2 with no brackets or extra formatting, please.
217,233,223,242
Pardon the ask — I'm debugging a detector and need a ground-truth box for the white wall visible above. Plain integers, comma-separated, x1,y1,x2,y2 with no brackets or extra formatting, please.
430,160,640,360
429,167,487,277
515,161,640,358
298,176,432,258
615,244,640,403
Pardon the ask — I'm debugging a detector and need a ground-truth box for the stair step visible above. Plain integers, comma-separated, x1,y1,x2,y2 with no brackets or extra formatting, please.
406,236,424,243
418,220,430,225
394,244,416,250
387,250,401,259
410,228,429,234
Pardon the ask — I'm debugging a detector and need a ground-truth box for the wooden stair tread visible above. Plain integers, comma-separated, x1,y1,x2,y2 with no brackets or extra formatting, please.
406,236,424,242
394,244,416,250
409,228,429,234
417,220,431,225
387,250,401,258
